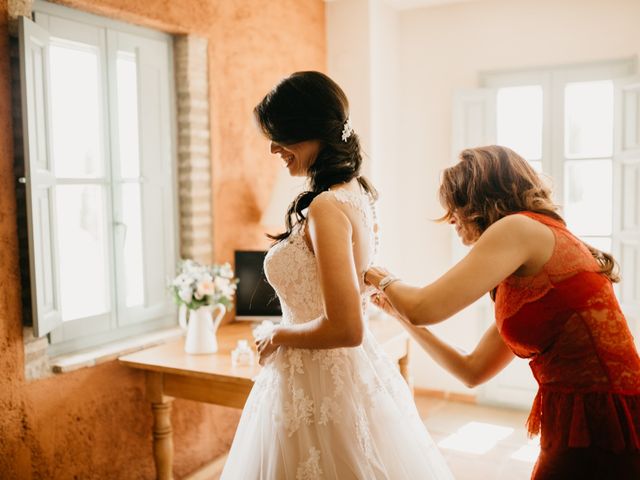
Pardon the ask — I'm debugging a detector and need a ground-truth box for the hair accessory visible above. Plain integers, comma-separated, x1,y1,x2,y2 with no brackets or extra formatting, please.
341,117,354,142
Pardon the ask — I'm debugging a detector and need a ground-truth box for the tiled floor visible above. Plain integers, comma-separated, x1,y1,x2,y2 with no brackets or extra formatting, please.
203,396,535,479
416,396,535,480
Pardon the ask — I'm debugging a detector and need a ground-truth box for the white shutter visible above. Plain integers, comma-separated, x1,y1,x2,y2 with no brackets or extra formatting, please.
452,89,497,155
18,16,62,337
452,88,538,408
107,31,177,325
451,88,497,262
613,77,640,344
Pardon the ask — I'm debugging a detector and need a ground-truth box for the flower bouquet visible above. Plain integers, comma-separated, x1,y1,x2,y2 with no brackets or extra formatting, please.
170,259,238,354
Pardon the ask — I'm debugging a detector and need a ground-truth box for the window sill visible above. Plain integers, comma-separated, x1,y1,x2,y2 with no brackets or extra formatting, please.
50,327,184,374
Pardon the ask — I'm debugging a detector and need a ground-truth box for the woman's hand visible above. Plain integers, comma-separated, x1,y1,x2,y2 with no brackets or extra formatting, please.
255,327,280,366
371,291,407,322
365,266,393,290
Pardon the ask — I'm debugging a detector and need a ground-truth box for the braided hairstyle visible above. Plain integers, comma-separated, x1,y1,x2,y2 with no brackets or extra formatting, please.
254,71,377,242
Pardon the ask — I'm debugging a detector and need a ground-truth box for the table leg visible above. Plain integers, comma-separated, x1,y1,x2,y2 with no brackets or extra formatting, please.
146,372,174,480
398,339,414,395
151,399,174,480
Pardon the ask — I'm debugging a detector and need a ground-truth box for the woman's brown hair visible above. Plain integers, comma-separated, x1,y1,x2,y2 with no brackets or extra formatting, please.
439,145,619,284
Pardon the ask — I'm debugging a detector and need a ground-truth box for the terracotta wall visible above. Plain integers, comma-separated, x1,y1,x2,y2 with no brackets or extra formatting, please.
0,0,326,478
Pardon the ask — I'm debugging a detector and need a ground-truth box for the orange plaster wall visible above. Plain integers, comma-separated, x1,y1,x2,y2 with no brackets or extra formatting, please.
0,0,326,478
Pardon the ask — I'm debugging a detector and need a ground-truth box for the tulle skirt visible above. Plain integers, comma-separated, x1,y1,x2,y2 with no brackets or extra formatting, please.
221,329,453,479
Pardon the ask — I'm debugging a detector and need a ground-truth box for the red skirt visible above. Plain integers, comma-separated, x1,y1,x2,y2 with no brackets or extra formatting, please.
532,445,640,479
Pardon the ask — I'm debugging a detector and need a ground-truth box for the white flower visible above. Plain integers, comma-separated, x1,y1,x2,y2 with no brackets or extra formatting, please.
214,276,230,292
252,320,275,341
179,286,193,303
220,263,234,278
171,259,236,308
341,117,354,142
172,273,190,287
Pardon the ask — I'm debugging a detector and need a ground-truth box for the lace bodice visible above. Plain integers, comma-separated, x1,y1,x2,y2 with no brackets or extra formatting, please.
264,188,378,325
495,211,640,452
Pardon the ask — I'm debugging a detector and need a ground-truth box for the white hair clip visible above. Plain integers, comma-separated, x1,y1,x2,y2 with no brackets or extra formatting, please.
341,117,354,142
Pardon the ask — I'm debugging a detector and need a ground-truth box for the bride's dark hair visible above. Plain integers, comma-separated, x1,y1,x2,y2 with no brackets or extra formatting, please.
254,71,377,241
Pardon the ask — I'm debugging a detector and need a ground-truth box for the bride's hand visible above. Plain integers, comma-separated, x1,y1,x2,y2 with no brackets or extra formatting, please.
255,327,280,366
365,266,392,290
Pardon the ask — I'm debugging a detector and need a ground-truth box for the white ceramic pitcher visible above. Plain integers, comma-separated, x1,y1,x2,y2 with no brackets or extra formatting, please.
179,304,226,354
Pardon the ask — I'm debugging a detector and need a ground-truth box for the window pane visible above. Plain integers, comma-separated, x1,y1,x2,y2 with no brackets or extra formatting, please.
529,161,543,173
497,86,543,161
117,52,141,179
56,185,110,321
564,160,612,236
564,81,613,159
121,184,145,307
582,236,612,254
50,42,104,178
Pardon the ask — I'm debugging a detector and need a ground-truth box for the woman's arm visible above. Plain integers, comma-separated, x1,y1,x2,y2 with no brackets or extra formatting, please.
257,194,366,363
372,293,514,388
367,214,544,326
403,322,514,388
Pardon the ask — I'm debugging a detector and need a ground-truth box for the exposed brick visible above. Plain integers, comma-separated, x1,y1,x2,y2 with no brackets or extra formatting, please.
177,155,210,170
7,0,33,36
179,170,211,185
178,144,209,156
174,34,213,261
179,204,210,218
180,217,211,231
22,327,51,380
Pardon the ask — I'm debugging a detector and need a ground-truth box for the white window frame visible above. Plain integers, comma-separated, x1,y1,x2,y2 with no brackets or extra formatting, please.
481,57,636,238
20,1,179,356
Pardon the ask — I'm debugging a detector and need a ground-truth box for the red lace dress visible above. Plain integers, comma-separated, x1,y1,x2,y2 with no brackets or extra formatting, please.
495,212,640,479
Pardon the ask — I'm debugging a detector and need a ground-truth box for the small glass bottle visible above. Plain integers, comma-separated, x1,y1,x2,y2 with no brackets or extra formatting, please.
231,339,255,367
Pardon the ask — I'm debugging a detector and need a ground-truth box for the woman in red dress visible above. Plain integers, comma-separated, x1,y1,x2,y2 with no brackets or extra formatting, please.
366,145,640,479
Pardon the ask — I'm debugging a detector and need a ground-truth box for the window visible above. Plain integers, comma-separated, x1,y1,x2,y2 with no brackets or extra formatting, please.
484,60,634,254
19,1,178,355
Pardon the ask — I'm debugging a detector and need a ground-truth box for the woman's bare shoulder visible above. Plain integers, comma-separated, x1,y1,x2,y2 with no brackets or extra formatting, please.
482,213,554,253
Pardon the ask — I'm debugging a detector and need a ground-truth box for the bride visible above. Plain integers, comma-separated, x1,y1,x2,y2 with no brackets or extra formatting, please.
220,71,452,480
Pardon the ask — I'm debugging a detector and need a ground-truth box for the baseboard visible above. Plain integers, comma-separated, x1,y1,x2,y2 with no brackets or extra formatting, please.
414,387,477,404
185,453,228,480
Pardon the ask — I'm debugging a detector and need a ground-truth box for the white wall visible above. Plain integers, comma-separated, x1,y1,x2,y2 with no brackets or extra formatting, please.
326,0,372,175
368,1,403,269
392,0,640,394
326,0,406,271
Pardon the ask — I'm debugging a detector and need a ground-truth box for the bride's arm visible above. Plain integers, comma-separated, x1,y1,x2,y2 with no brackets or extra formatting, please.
257,195,366,363
366,214,539,326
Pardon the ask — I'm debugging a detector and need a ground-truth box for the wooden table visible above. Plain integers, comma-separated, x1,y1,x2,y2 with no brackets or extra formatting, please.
119,320,411,480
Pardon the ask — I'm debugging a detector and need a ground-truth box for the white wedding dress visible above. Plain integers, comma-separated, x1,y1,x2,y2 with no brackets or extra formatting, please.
221,189,453,480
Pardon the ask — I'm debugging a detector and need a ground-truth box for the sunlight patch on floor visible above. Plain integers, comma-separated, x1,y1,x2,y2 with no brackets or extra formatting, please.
510,438,540,463
437,421,514,455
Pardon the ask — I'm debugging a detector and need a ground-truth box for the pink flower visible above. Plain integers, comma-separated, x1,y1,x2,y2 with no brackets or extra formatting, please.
196,279,215,298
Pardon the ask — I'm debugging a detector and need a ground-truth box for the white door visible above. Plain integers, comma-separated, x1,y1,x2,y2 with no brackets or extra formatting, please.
613,77,640,346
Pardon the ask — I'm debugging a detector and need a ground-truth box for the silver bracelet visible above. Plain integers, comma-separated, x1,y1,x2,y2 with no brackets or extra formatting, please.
379,275,401,291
